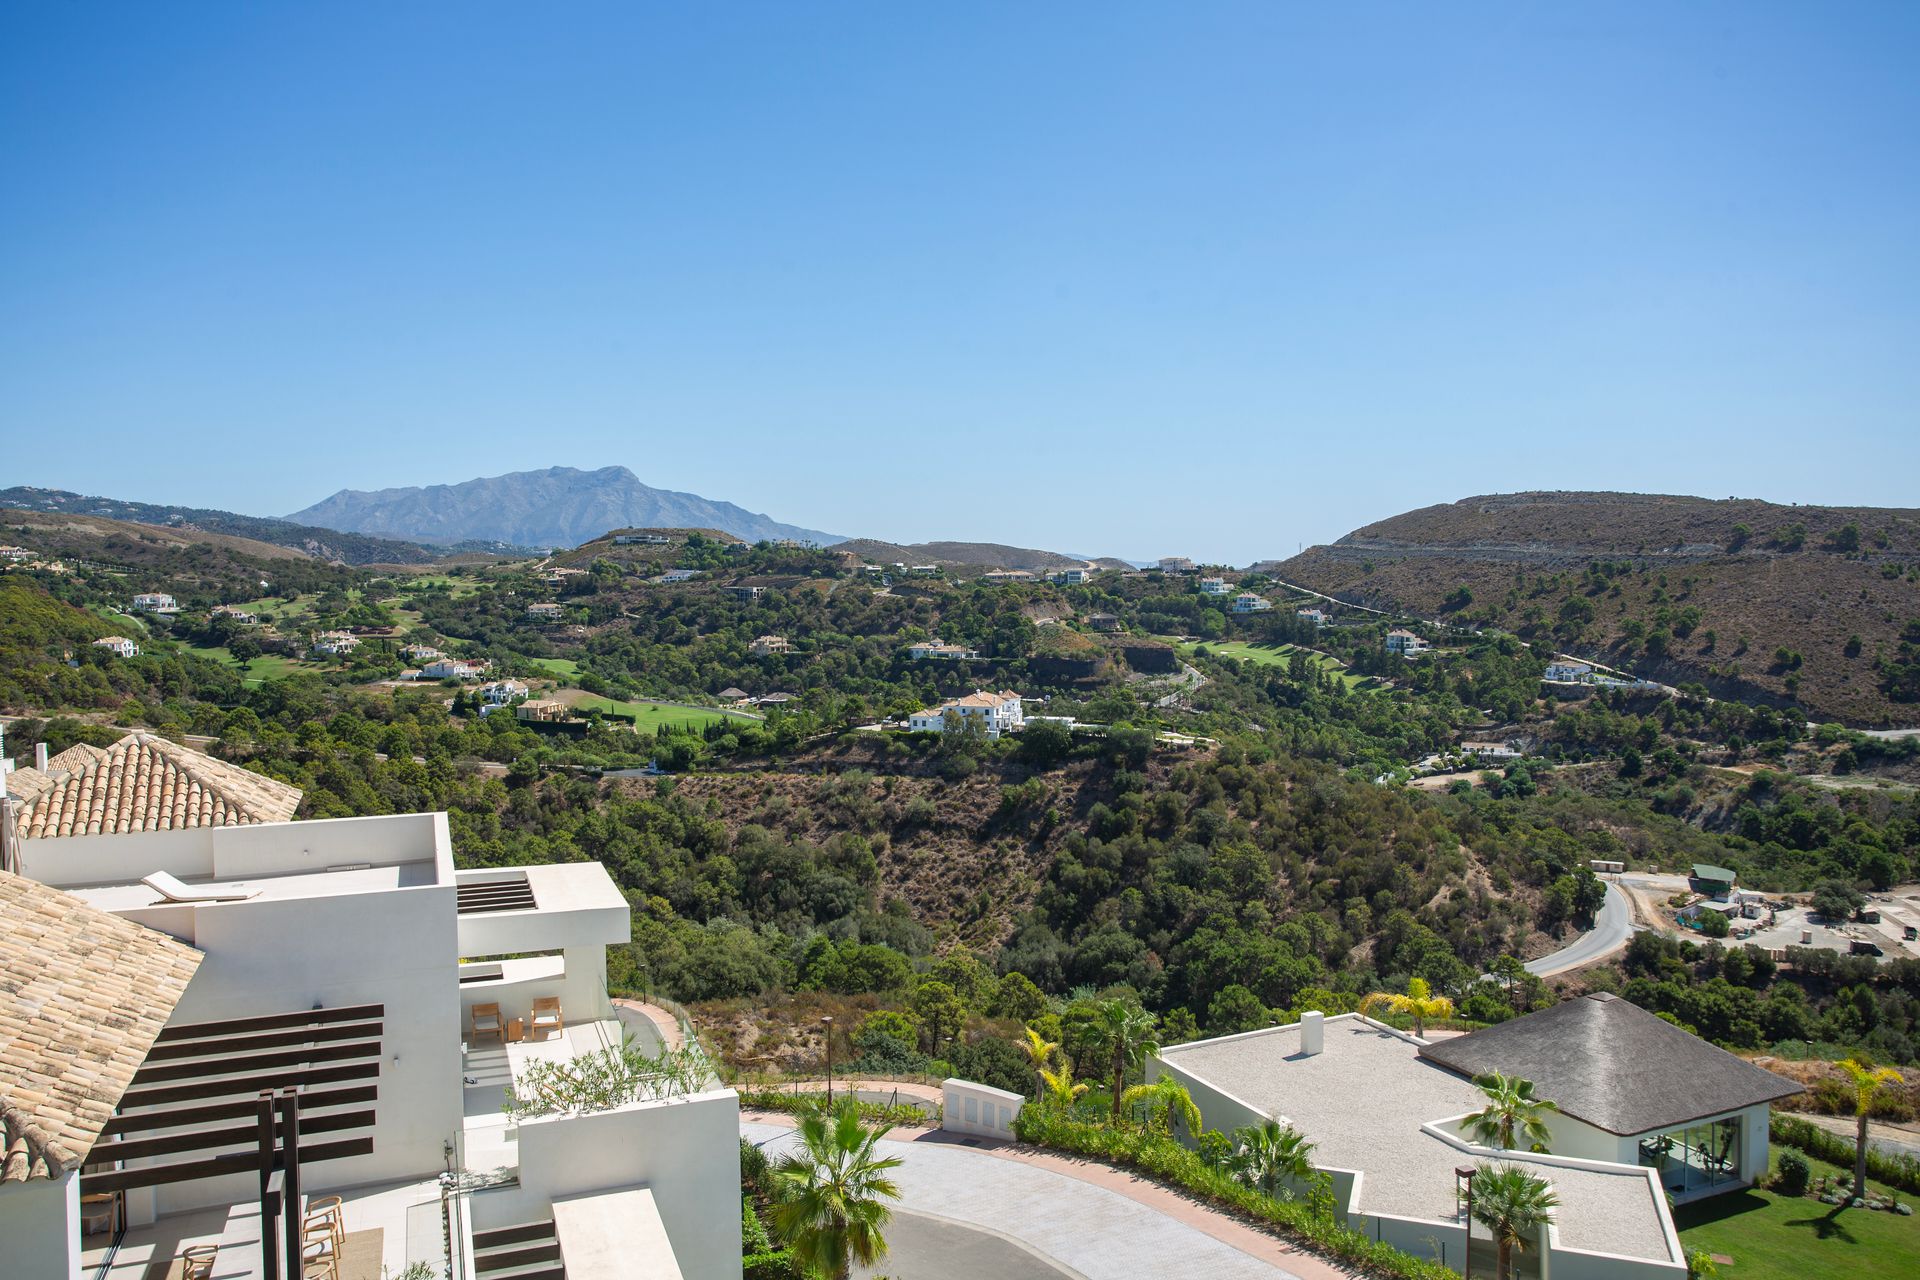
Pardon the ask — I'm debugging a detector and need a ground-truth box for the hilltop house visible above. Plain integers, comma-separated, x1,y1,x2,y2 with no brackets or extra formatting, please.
526,602,566,622
1084,613,1122,632
1386,628,1430,656
748,635,790,658
614,532,672,545
908,564,940,577
1052,567,1092,585
1546,660,1595,682
422,656,488,681
540,566,587,588
1198,576,1231,596
658,569,703,583
1230,593,1273,614
1153,995,1800,1280
310,631,361,657
908,690,1025,738
132,592,179,614
92,635,140,659
0,769,740,1280
980,570,1035,586
907,639,980,661
1158,556,1197,574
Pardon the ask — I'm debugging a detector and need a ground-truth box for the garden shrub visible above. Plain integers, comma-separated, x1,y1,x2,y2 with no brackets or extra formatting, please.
1773,1148,1810,1196
1771,1114,1920,1194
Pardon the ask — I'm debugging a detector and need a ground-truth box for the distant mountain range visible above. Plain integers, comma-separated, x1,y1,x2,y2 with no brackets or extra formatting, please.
287,466,843,550
0,485,471,565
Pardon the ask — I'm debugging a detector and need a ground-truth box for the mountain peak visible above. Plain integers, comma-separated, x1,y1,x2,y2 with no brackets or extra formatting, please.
286,466,842,549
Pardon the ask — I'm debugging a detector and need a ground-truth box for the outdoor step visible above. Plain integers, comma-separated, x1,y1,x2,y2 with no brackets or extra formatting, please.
474,1240,561,1272
472,1263,564,1280
472,1218,556,1249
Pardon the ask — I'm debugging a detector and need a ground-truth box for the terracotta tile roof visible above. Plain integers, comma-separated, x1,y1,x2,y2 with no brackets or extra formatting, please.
0,870,202,1181
6,733,303,840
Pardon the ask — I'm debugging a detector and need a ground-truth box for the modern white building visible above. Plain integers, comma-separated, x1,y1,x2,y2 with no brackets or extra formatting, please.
1386,628,1430,655
979,570,1035,586
1546,660,1596,682
133,593,179,614
1051,567,1092,585
1230,593,1273,614
478,680,529,711
908,690,1025,737
1198,576,1231,596
310,631,361,657
614,532,672,545
1157,557,1197,574
422,656,488,680
93,636,141,658
907,639,980,661
658,569,703,583
0,768,740,1279
526,602,566,621
1153,998,1800,1279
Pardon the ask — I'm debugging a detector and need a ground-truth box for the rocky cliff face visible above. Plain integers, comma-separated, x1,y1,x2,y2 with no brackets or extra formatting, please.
287,465,842,549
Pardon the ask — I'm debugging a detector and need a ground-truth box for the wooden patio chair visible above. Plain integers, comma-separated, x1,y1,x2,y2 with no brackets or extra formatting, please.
180,1244,219,1280
471,1002,504,1045
530,996,564,1040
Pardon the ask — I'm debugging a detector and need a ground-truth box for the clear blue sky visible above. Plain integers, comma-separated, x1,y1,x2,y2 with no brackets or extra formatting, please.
3,4,1916,562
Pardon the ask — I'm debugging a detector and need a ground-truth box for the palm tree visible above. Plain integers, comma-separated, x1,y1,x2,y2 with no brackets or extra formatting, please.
1018,1026,1060,1101
1120,1077,1202,1139
1229,1121,1317,1199
1470,1163,1558,1280
1465,1071,1559,1152
772,1099,905,1280
1092,999,1159,1123
1359,976,1454,1039
1836,1057,1904,1200
1038,1061,1089,1110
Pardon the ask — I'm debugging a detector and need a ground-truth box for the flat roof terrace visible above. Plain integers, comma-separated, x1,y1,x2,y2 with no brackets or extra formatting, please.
69,860,441,912
1158,1016,1677,1265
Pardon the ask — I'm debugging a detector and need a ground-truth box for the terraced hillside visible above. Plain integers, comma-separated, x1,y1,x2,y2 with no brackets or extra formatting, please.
1273,492,1920,726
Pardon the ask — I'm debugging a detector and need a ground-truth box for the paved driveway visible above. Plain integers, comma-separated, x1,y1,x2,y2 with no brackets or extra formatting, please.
1527,882,1634,976
743,1121,1309,1280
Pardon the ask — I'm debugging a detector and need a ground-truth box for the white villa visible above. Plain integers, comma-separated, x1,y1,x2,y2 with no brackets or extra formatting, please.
614,532,672,545
212,607,259,626
907,639,980,661
133,593,179,614
422,656,488,681
657,569,703,583
1198,576,1231,596
748,635,791,658
1386,628,1430,656
401,643,444,662
477,680,529,712
0,739,741,1280
1052,568,1092,585
1230,593,1273,614
1158,557,1196,573
1154,997,1801,1279
310,631,361,658
908,690,1025,738
93,636,140,658
1546,660,1596,682
1296,607,1327,627
979,570,1035,585
526,602,566,622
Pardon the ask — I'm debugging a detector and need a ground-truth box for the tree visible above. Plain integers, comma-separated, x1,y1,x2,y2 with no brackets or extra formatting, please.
1359,976,1454,1039
1229,1120,1317,1200
1464,1072,1558,1152
1120,1077,1202,1139
1037,1060,1089,1110
1207,984,1271,1036
1018,1026,1060,1100
1090,998,1159,1122
1470,1163,1558,1280
990,971,1047,1023
772,1099,905,1280
1836,1057,1903,1200
1810,879,1864,924
909,980,966,1055
1018,716,1073,767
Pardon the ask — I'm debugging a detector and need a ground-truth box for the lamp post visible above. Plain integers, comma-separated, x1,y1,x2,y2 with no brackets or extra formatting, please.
822,1016,835,1105
1455,1165,1476,1280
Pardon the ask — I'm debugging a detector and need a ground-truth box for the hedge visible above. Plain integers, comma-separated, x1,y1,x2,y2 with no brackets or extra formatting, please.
1013,1108,1456,1280
1770,1114,1920,1194
738,1087,938,1128
743,1249,801,1280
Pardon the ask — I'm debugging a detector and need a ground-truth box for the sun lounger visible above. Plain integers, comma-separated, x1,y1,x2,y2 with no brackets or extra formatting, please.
141,871,259,903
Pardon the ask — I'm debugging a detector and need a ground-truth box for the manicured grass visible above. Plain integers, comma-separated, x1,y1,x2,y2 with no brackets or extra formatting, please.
185,645,306,684
528,657,581,679
565,695,738,731
1184,640,1375,691
1674,1150,1919,1280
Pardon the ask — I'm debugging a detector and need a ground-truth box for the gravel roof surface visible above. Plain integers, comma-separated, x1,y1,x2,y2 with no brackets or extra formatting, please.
1160,1016,1676,1264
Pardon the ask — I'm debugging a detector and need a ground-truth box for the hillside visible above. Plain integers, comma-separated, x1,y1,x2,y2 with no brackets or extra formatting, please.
2,507,312,562
0,485,458,565
835,537,1094,574
1274,491,1920,726
288,465,843,549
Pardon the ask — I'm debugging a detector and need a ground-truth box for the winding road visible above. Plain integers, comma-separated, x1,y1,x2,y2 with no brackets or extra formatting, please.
1525,882,1635,977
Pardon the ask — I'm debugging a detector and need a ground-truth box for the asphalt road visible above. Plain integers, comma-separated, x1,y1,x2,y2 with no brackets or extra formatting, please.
1526,882,1634,976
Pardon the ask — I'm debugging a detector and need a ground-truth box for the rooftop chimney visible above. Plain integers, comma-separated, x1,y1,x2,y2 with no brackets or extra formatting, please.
1300,1010,1325,1056
36,743,49,771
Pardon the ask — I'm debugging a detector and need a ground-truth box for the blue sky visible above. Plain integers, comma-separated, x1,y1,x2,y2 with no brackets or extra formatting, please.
2,3,1916,562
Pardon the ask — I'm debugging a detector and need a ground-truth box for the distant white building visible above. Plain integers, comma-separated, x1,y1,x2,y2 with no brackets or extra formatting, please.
310,630,362,657
479,679,529,707
658,569,703,583
748,634,791,658
402,643,444,662
1385,628,1429,656
526,602,566,621
0,544,33,562
132,592,179,614
908,690,1025,738
908,564,940,577
907,639,980,660
211,606,258,625
614,532,672,545
92,635,140,658
422,656,487,680
980,570,1035,585
1546,660,1595,682
1198,577,1231,596
1296,607,1327,627
1052,567,1092,585
1231,593,1273,614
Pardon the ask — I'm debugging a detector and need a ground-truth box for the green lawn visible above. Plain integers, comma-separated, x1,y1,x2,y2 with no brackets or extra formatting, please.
528,657,581,679
185,645,306,684
1182,640,1375,691
565,695,741,731
1674,1150,1919,1280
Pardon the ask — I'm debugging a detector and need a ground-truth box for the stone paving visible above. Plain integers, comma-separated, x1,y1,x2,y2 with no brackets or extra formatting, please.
745,1120,1317,1280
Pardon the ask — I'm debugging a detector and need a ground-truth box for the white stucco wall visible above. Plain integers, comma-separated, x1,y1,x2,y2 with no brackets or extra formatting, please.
941,1079,1021,1140
498,1088,743,1280
0,1170,81,1280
